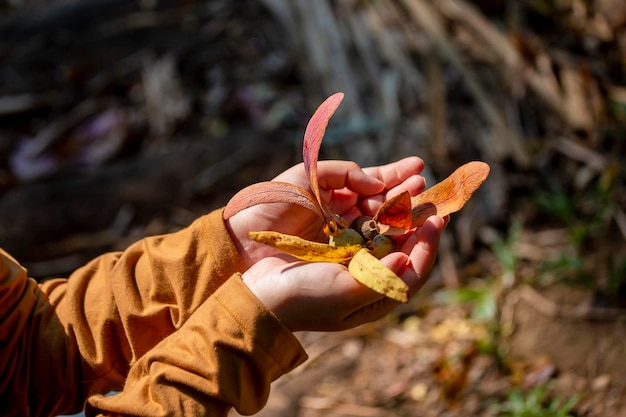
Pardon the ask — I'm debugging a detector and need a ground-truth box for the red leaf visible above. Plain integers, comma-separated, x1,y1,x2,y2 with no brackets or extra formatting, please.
302,92,349,235
374,161,491,230
224,181,323,220
374,191,413,230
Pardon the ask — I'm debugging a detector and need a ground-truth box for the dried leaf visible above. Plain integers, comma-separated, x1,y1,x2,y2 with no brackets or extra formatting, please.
248,231,361,263
374,190,413,231
348,248,409,303
411,161,490,226
224,93,352,236
433,340,479,403
223,181,323,220
376,161,490,229
303,92,349,235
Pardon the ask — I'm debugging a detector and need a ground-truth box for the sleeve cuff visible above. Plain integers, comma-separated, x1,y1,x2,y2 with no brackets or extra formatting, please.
213,274,309,378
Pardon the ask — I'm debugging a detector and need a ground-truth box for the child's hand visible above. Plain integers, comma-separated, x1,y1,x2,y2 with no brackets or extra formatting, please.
241,215,445,332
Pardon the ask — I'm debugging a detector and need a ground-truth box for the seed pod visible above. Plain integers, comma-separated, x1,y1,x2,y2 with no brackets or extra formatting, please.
351,216,380,240
367,234,395,259
329,228,365,247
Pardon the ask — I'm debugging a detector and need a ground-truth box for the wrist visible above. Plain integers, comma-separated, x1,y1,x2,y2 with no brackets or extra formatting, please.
241,265,295,331
224,214,255,268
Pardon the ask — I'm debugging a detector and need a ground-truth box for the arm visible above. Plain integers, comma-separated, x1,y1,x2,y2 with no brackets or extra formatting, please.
86,276,306,416
0,209,306,417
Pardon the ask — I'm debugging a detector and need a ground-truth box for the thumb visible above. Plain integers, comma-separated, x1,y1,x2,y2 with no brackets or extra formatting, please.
379,215,444,296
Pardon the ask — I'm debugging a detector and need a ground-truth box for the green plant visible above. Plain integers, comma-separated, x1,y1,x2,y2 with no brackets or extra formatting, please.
604,256,626,297
434,280,498,323
490,385,578,417
432,219,526,359
537,252,592,288
532,169,620,289
535,169,617,251
436,217,523,318
491,218,523,289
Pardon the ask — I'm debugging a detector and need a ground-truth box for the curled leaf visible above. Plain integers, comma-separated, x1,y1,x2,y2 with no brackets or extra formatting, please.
223,181,323,220
303,92,349,235
374,191,413,231
376,161,491,230
348,248,409,303
248,231,361,263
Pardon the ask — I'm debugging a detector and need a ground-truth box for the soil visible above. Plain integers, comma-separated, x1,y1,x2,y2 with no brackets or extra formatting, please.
229,282,626,417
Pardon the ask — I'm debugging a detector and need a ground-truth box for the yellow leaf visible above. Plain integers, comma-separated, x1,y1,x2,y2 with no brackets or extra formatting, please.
248,231,361,263
348,248,409,303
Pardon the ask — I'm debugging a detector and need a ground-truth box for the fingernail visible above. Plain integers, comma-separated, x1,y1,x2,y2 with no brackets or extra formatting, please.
397,260,409,276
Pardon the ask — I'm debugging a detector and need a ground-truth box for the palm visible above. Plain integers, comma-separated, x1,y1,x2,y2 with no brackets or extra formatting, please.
267,164,363,237
242,214,446,332
235,165,364,264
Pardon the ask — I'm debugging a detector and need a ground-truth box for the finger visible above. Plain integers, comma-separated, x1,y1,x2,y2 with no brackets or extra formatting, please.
342,252,413,327
342,233,440,329
342,297,399,329
401,216,445,296
362,156,424,190
358,174,426,215
328,191,361,219
317,160,385,195
385,175,426,198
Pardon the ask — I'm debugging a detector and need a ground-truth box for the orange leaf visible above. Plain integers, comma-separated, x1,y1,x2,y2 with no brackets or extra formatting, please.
374,191,413,230
303,92,348,235
410,161,490,227
224,181,323,220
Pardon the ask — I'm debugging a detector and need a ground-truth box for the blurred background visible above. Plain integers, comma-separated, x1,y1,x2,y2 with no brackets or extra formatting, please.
1,0,625,415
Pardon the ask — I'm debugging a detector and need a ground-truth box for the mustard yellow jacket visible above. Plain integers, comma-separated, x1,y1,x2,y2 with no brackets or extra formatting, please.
0,209,308,416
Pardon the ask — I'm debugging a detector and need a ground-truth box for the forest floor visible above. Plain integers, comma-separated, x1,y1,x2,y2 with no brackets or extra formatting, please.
2,1,626,416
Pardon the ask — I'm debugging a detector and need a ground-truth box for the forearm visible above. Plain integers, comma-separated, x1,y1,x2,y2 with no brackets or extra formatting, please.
2,208,307,416
86,276,307,417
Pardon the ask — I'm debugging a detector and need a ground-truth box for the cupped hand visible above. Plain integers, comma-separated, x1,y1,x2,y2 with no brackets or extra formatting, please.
225,156,427,267
241,215,445,332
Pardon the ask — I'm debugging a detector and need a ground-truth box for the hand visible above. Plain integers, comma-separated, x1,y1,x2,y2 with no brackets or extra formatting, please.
225,156,427,267
241,215,445,332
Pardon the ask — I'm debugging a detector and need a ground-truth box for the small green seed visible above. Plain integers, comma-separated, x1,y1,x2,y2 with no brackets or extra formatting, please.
329,228,365,246
368,234,395,258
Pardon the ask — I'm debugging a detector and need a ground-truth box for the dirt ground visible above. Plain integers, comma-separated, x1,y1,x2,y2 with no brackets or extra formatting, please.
229,275,626,417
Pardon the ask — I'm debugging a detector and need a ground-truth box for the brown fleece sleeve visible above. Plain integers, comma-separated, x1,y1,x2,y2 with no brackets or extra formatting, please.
0,209,308,417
